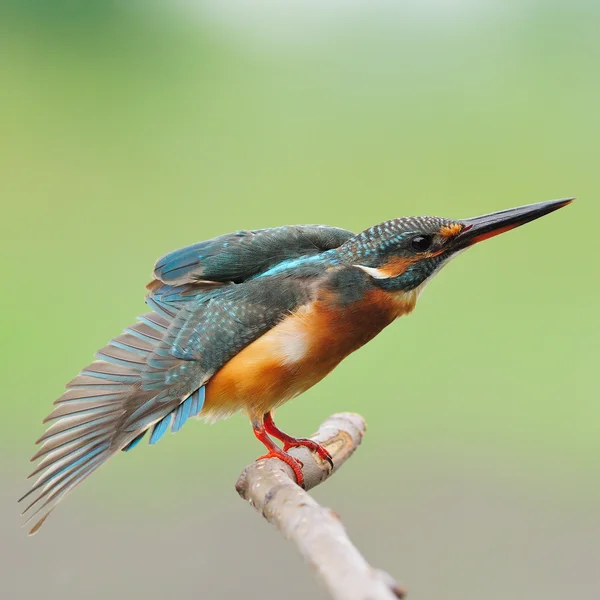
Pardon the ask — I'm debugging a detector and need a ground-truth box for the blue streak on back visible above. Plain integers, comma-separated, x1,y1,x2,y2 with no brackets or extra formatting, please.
256,250,338,278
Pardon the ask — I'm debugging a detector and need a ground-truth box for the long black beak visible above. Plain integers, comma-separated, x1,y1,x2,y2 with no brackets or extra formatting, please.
453,198,574,249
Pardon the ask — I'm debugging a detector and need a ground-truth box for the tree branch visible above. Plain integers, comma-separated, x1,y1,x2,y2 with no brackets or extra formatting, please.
235,412,406,600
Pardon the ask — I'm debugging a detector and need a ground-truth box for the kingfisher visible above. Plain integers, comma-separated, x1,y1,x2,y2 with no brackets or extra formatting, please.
20,198,572,533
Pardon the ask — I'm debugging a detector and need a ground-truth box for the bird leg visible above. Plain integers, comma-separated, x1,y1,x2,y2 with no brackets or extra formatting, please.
263,411,334,469
252,419,306,487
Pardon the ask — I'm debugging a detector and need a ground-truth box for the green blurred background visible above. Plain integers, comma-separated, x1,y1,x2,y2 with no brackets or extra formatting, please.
3,2,599,599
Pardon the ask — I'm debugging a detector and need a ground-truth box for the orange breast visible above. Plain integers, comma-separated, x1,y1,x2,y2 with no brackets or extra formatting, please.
202,288,417,422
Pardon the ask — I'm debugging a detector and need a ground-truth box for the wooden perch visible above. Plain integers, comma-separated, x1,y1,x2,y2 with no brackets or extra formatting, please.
235,413,406,600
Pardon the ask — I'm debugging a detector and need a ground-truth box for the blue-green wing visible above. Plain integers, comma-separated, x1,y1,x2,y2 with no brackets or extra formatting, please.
20,225,347,532
20,277,309,533
152,224,353,285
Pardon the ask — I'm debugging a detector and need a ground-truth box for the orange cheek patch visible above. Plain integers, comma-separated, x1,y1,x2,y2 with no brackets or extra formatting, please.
378,249,446,278
378,256,418,278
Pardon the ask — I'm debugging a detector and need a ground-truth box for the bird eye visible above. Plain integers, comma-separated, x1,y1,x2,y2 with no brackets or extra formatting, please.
410,235,432,252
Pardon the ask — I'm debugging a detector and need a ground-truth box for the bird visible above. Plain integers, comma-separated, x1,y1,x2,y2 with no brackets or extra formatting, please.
19,197,573,534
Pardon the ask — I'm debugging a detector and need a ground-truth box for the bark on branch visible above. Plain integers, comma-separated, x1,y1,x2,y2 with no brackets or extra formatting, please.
235,412,406,600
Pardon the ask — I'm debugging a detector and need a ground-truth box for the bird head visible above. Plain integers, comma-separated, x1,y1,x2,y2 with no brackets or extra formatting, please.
338,198,573,294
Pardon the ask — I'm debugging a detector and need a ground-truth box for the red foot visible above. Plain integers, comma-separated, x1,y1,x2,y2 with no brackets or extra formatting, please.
263,412,334,469
256,449,305,488
283,438,334,468
253,420,306,487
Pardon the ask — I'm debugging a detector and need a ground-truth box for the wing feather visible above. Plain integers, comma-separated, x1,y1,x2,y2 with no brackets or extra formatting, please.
152,225,353,286
21,224,339,533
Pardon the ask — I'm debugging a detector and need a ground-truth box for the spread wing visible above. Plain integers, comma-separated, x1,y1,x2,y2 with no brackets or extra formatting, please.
20,224,348,532
20,276,312,533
